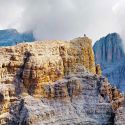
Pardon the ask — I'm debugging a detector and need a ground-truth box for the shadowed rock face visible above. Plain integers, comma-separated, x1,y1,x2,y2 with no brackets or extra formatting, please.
93,33,125,91
0,29,35,46
0,36,124,125
93,33,124,67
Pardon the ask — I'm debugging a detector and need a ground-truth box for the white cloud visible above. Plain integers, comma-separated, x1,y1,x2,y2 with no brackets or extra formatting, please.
112,0,125,49
0,0,23,29
0,0,124,43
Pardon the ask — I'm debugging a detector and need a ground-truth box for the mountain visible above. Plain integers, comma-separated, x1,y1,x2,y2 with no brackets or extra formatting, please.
0,36,124,125
0,29,35,46
93,33,125,91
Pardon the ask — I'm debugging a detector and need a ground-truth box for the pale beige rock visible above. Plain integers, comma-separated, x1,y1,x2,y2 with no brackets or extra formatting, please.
0,36,124,125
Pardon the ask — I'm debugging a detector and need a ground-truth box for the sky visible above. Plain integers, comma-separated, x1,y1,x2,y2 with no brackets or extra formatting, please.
0,0,125,43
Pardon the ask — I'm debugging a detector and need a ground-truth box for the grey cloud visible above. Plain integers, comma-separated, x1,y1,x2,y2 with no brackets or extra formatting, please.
0,0,124,43
112,0,125,49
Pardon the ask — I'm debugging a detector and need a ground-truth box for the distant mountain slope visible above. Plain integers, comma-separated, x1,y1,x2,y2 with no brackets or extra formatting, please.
93,33,125,91
0,29,35,46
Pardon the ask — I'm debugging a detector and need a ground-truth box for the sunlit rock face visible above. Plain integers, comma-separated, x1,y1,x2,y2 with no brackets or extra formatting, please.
0,36,96,96
93,33,125,91
0,36,124,125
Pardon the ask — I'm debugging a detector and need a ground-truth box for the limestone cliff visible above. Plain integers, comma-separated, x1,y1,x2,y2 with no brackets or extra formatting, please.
93,33,125,91
0,36,97,96
0,36,124,125
93,33,124,66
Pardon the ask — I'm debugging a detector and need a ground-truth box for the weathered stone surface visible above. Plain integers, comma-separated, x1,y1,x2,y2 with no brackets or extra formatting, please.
114,107,125,125
0,36,96,95
0,36,124,125
96,64,102,76
0,73,122,125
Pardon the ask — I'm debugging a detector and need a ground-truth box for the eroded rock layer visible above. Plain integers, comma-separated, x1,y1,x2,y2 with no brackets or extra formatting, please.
0,36,96,95
0,36,124,125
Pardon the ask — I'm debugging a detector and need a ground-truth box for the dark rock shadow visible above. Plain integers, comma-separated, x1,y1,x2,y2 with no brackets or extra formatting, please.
8,99,29,125
13,50,37,96
6,51,32,125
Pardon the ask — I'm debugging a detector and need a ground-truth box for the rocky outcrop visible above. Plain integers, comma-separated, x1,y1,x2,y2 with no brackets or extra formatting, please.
93,33,125,91
1,73,124,125
0,36,97,96
0,36,124,125
114,96,125,125
93,33,124,66
114,107,125,125
96,64,102,76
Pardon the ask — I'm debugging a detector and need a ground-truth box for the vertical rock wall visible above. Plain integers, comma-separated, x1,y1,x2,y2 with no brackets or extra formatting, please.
0,36,97,96
93,33,125,91
0,36,124,125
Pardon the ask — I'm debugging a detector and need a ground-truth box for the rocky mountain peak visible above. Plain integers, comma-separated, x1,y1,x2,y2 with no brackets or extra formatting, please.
0,29,35,46
93,33,125,68
93,33,125,91
0,36,124,125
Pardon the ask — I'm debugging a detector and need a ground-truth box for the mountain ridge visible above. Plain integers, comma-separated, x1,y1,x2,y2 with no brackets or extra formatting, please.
0,28,35,46
93,33,125,91
0,36,124,125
